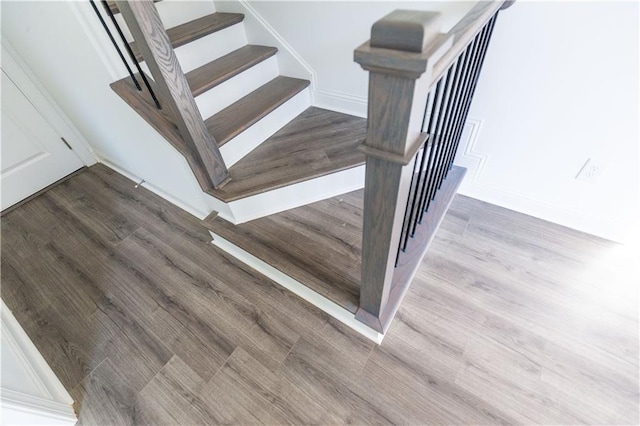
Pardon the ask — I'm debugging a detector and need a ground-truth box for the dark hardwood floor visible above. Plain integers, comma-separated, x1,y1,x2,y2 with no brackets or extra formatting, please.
1,164,637,424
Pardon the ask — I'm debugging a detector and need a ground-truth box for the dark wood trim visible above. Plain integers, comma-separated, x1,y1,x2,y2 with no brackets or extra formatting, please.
110,74,216,191
353,6,500,335
129,13,244,62
1,167,87,217
106,0,160,14
355,166,466,333
431,1,505,85
355,10,448,322
359,133,429,165
116,0,229,189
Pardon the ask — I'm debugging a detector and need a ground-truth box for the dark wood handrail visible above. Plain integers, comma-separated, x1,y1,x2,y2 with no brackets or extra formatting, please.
431,1,505,87
116,0,229,189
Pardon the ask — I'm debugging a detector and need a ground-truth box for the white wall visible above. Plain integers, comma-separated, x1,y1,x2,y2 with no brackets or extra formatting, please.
244,1,639,242
457,1,639,243
242,1,475,116
1,1,215,218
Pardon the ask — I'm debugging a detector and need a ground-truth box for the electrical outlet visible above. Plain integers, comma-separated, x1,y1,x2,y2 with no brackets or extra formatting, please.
576,158,604,182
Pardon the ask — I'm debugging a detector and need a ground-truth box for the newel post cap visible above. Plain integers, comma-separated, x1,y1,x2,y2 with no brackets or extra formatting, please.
354,10,451,78
370,10,443,53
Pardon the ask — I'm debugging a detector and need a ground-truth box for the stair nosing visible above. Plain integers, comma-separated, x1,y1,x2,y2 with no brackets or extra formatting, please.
205,76,310,148
187,45,278,98
206,162,365,203
130,12,244,62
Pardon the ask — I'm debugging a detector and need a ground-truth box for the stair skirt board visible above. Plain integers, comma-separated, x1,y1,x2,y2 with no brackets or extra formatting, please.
138,23,248,77
219,88,311,167
195,56,280,121
209,231,384,344
219,164,365,224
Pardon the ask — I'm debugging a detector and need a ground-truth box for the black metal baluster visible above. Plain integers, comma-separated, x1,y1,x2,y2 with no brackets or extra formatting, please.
415,78,445,226
89,0,141,90
394,11,500,266
400,92,435,250
441,31,484,177
398,150,421,253
423,62,457,213
432,46,471,192
435,35,481,189
99,0,162,110
442,24,489,175
446,15,498,172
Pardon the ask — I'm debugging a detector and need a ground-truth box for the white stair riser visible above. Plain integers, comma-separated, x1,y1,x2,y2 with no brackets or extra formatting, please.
220,88,310,167
195,56,279,120
113,0,217,43
218,165,365,224
138,23,247,76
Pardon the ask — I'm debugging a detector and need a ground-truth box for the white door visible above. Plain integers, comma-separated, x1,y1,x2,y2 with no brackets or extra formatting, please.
1,70,84,211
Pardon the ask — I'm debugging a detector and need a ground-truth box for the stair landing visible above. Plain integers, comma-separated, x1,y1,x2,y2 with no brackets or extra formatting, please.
207,107,366,202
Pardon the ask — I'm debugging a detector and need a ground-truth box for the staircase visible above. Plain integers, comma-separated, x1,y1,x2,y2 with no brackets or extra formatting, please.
103,0,367,224
95,0,511,342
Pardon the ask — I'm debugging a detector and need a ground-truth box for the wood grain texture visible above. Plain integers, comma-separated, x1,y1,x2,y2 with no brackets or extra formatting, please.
106,0,160,15
431,0,505,85
356,33,436,325
129,12,244,62
204,76,310,147
359,156,413,322
111,75,215,191
117,1,229,188
187,45,278,97
205,107,366,202
357,165,466,333
1,165,637,425
370,10,443,53
205,190,364,312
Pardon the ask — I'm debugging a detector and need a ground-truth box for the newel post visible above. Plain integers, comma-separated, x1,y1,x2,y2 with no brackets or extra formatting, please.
116,0,229,189
354,10,452,333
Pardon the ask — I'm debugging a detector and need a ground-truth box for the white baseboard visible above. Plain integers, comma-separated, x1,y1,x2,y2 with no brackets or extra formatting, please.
457,182,629,243
97,156,211,220
313,89,367,118
209,231,384,344
455,118,631,243
1,301,77,425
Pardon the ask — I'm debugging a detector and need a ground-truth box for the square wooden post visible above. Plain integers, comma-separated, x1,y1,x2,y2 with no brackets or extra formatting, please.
354,10,452,333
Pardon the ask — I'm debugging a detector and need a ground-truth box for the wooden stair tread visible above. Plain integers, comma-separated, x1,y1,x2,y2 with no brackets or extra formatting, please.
186,45,278,97
206,107,366,202
205,76,310,147
130,13,244,62
106,0,161,14
205,190,364,313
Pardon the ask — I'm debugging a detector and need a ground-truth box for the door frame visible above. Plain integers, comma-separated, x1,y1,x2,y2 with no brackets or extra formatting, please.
1,39,97,167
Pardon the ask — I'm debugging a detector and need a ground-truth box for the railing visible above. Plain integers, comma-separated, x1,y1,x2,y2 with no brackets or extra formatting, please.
91,0,229,189
354,1,510,333
89,0,161,109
